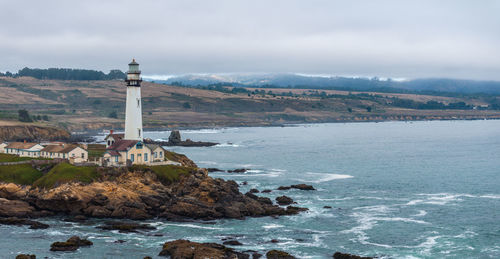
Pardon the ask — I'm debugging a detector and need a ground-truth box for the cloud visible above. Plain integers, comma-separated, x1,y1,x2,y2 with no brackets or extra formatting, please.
1,0,499,80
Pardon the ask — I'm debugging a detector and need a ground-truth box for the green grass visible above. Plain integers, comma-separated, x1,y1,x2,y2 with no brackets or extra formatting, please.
33,163,100,189
0,164,43,185
0,153,34,162
87,144,106,158
133,164,193,184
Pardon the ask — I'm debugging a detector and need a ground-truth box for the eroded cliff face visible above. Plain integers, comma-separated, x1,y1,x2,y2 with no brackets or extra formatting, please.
0,125,70,141
0,168,305,220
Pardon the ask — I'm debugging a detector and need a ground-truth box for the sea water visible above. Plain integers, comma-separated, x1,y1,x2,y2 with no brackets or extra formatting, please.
1,120,499,258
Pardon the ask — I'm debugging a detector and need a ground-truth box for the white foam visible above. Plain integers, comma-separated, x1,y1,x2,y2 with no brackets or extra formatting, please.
161,223,227,230
480,194,500,199
413,210,427,217
215,143,241,147
182,129,221,134
262,224,284,230
298,172,353,183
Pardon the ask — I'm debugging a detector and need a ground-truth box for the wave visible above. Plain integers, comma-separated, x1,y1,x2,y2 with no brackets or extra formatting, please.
160,223,227,230
413,210,427,217
480,194,500,199
297,172,353,183
262,224,284,230
215,143,241,147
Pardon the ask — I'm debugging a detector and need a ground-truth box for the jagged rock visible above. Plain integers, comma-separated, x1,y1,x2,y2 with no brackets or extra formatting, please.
276,196,293,205
50,236,93,251
285,206,309,215
324,206,332,209
266,250,295,259
262,189,272,193
159,240,249,258
277,184,316,191
241,181,248,185
249,188,260,193
223,240,243,246
16,254,36,259
168,130,182,144
290,184,315,190
0,217,49,229
270,239,279,243
333,252,373,259
96,221,156,233
0,198,34,217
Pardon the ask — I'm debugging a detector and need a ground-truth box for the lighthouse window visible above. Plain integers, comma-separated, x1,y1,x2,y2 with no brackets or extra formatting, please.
138,129,141,137
137,99,140,107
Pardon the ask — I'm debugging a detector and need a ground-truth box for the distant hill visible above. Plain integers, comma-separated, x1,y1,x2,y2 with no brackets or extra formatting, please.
147,73,500,95
0,68,126,81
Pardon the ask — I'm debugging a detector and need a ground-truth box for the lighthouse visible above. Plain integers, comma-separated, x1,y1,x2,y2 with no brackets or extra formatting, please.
124,59,143,140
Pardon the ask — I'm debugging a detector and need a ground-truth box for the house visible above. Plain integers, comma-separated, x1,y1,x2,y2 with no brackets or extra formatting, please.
105,132,124,148
4,142,44,157
103,139,167,166
40,144,88,163
0,142,7,153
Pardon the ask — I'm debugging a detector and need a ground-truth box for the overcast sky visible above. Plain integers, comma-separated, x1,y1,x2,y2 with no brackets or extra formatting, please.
1,0,499,80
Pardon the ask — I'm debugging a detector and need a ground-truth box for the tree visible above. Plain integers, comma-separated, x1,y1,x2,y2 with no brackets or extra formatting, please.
18,109,33,122
366,106,372,112
347,108,353,113
42,115,49,121
108,111,118,118
182,102,191,109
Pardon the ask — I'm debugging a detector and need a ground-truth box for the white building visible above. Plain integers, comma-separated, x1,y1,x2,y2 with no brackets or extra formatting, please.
124,59,143,141
4,142,44,157
0,142,7,153
40,144,88,163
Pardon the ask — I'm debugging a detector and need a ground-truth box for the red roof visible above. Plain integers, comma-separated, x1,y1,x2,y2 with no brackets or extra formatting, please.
106,150,121,156
105,133,124,141
107,139,138,152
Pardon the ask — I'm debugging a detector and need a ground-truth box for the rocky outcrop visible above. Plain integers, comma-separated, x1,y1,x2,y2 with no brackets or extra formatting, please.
159,240,249,258
97,221,156,233
0,125,70,141
0,217,49,229
0,167,307,221
50,236,93,251
333,252,373,259
276,196,293,205
277,184,315,191
266,250,296,259
16,255,36,259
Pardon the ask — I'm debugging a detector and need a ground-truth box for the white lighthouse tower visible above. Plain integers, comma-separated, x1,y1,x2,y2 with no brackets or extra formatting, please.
124,59,143,141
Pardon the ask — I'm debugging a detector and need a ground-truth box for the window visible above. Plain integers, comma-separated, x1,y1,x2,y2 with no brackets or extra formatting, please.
144,153,148,162
107,140,111,146
115,156,118,162
159,151,163,157
63,154,65,158
137,99,140,107
81,153,84,158
138,129,141,137
130,154,134,162
154,152,157,158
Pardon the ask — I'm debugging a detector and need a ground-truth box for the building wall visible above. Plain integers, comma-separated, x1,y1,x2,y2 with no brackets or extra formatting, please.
124,86,143,141
127,144,153,165
0,143,7,153
151,147,165,162
68,147,88,163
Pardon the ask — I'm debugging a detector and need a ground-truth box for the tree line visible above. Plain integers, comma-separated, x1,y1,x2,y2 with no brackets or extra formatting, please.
0,68,126,80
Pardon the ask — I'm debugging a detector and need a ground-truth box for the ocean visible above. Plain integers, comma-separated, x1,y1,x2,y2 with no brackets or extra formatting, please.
1,120,499,258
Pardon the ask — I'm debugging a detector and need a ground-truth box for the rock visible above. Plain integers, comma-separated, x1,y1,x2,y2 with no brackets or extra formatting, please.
0,198,34,217
285,206,309,215
253,252,263,259
277,184,315,191
96,221,156,233
114,240,126,243
223,240,243,246
0,217,49,229
266,250,295,259
168,130,182,144
249,188,260,193
275,196,293,205
290,184,315,190
324,206,332,209
261,189,272,193
144,257,152,259
50,236,93,252
207,168,224,172
16,254,36,259
228,168,248,173
333,252,373,259
64,215,87,222
241,181,248,185
159,240,249,258
270,239,279,243
146,131,218,147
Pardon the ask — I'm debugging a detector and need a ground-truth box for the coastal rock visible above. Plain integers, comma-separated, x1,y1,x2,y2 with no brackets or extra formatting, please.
15,254,36,259
0,125,70,142
0,198,34,217
249,188,260,193
0,217,49,229
277,184,315,191
207,168,225,172
144,130,218,147
96,221,156,233
275,195,293,205
50,236,93,252
223,240,243,246
159,240,249,258
266,250,295,259
262,189,272,193
324,206,332,209
333,252,373,259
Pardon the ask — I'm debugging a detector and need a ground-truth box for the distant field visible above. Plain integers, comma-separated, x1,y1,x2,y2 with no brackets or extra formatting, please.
0,76,499,130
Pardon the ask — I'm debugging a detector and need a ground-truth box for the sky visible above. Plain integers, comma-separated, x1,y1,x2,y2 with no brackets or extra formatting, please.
1,0,499,80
